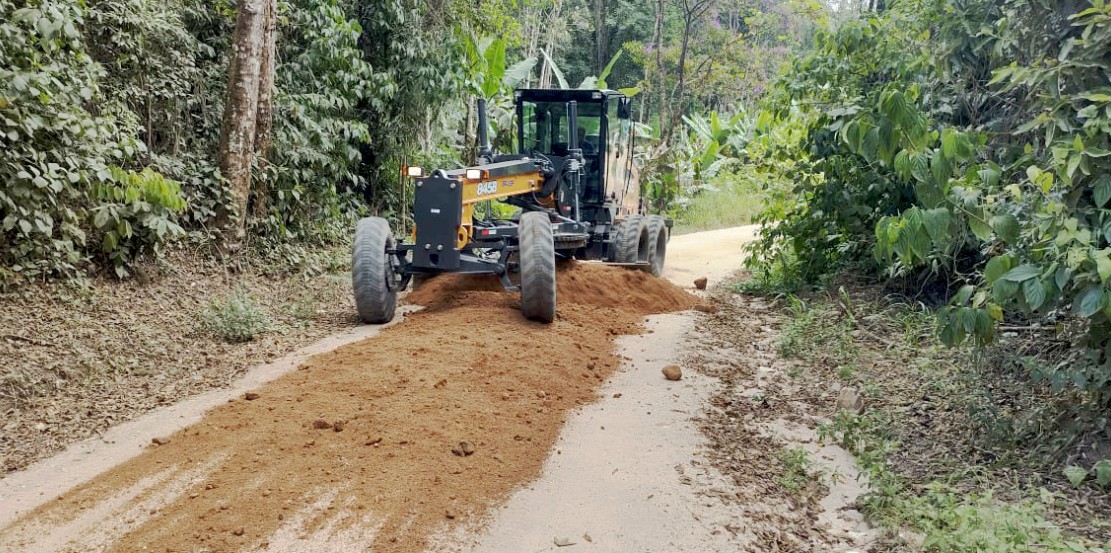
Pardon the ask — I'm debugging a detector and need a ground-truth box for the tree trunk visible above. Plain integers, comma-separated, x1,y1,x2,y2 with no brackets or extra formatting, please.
538,1,562,89
669,13,692,142
654,0,665,141
592,0,607,74
214,0,268,243
666,0,712,143
251,0,277,221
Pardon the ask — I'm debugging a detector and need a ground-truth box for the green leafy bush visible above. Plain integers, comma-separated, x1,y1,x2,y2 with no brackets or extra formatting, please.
0,0,191,286
200,289,271,342
89,167,186,277
747,0,1111,405
0,0,139,282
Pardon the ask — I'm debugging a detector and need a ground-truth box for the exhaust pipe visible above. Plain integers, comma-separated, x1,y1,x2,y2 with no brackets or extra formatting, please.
566,100,582,221
566,100,580,157
476,98,492,163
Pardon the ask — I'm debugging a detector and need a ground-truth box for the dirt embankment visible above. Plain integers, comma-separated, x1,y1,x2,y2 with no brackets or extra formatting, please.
0,250,356,476
0,262,698,553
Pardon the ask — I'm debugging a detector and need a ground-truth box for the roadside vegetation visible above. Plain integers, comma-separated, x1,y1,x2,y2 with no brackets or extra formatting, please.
731,0,1111,545
756,284,1111,550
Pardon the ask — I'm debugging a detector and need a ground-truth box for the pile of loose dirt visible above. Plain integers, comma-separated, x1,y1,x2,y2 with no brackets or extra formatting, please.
406,261,701,315
0,262,700,553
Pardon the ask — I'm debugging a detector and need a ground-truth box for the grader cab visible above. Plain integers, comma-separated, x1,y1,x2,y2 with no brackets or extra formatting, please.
352,89,670,324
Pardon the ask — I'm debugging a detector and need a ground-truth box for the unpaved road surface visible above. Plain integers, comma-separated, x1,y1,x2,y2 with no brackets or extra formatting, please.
0,224,873,552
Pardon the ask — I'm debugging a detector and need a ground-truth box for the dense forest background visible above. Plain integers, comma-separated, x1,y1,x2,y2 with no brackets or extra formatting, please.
0,0,820,285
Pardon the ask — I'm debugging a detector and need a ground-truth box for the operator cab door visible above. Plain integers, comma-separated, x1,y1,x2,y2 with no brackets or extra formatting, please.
605,96,637,217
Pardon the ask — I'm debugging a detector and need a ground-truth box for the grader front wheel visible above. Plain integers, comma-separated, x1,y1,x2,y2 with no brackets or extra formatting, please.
518,211,556,323
352,217,398,324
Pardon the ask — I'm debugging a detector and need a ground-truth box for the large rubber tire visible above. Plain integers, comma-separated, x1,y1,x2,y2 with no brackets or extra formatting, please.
519,211,556,323
614,215,645,263
643,215,668,277
352,217,398,324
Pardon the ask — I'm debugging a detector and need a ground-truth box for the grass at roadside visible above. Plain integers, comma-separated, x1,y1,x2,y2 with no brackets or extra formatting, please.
672,170,764,235
741,282,1111,551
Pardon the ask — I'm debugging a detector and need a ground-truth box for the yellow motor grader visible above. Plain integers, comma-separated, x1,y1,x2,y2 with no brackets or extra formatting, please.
352,88,670,324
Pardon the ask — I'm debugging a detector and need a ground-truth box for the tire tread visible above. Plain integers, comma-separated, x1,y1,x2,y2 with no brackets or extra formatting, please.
519,212,556,323
352,217,398,324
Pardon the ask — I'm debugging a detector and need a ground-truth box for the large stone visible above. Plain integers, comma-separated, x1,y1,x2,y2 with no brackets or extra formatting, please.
662,365,683,381
836,386,865,415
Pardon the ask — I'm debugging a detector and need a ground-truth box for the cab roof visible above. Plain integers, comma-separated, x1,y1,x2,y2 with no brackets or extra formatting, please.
514,89,625,103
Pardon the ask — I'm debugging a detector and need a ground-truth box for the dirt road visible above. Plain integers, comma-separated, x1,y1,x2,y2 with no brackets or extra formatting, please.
0,224,875,553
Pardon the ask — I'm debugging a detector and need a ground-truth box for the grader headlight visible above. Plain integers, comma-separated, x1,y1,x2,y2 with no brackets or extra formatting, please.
404,166,424,178
465,168,487,180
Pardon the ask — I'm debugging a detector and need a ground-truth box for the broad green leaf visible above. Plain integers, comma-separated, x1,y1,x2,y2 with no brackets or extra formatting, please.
941,128,957,159
959,307,978,333
93,209,110,229
1077,285,1105,317
930,152,951,189
909,224,930,260
481,39,506,98
1095,460,1111,488
1000,265,1042,282
984,255,1012,283
1098,253,1111,282
893,150,911,180
993,279,1019,303
1067,153,1082,179
990,214,1020,245
1094,175,1111,207
977,163,1001,187
102,231,118,252
539,50,568,89
597,50,623,89
954,285,975,305
1064,465,1088,487
922,207,952,247
1023,278,1046,310
987,303,1003,321
914,181,945,209
1056,267,1073,290
968,211,994,241
502,57,537,89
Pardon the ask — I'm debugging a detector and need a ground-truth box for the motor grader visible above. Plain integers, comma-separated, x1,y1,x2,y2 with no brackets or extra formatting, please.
352,88,670,324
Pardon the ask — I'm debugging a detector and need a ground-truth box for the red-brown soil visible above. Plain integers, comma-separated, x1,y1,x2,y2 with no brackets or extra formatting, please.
0,263,698,553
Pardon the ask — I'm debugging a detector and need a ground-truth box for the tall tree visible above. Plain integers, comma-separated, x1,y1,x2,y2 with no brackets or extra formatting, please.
214,0,276,242
668,0,714,139
251,0,278,220
654,0,665,133
592,0,608,73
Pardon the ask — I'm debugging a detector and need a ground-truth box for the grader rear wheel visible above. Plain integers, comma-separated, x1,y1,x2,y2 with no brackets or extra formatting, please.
643,215,668,277
614,215,646,263
519,211,556,323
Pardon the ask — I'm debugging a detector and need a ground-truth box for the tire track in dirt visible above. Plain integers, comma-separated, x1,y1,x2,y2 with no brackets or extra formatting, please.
0,263,700,553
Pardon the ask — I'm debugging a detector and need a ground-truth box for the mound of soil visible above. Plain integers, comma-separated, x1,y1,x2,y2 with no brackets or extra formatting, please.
406,261,700,315
1,261,701,553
